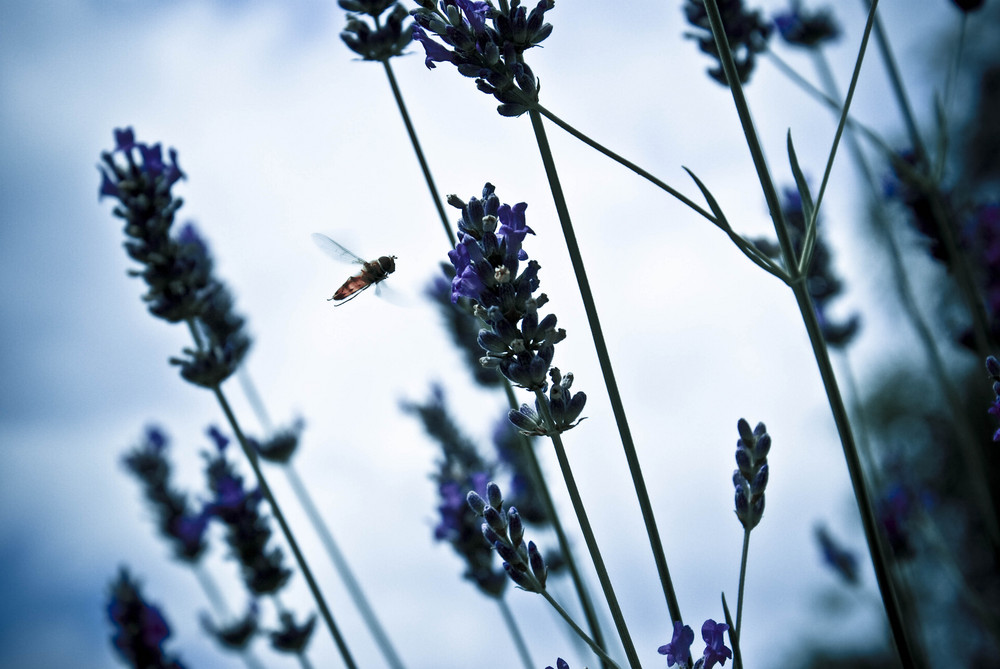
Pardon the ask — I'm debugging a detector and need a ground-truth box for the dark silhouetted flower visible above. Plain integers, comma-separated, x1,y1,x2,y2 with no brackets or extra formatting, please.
168,226,251,387
951,0,984,12
269,611,317,654
250,418,306,464
122,426,210,562
733,418,770,530
467,481,548,592
658,620,695,667
341,2,413,61
773,2,839,48
106,567,186,669
204,429,292,595
410,0,555,115
99,129,250,386
883,150,956,267
684,0,772,85
545,660,570,669
201,602,259,650
814,524,859,585
699,619,733,669
403,386,507,596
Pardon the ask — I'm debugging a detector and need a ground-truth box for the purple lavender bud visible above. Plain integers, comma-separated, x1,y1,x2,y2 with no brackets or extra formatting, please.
752,463,769,491
483,524,502,547
658,620,695,667
483,506,508,536
753,433,771,460
507,507,524,546
467,490,487,516
564,391,587,424
486,481,504,510
734,488,750,520
528,541,547,587
503,562,537,590
495,540,521,566
735,446,752,473
508,403,546,436
988,355,1000,379
737,418,754,443
749,495,765,529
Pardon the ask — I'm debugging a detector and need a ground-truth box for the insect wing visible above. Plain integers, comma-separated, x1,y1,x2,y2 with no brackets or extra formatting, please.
311,232,365,265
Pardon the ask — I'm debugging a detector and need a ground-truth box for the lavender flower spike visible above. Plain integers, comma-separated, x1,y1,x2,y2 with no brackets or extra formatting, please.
733,418,770,530
466,482,548,592
447,184,569,394
410,0,555,115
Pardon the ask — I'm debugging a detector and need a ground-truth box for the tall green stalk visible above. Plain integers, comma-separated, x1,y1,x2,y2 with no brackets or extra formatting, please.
376,48,611,664
700,0,919,665
381,58,455,248
527,108,684,627
497,595,536,669
533,390,641,669
190,318,357,668
809,48,1000,549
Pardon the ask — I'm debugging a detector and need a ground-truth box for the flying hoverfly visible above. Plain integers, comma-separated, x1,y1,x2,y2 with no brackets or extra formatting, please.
311,232,397,306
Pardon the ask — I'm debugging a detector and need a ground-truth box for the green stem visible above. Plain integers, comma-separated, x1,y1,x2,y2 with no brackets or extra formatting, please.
236,365,408,667
502,384,611,669
527,108,683,627
734,529,751,636
381,58,456,248
721,594,744,669
700,0,919,665
811,50,1000,549
539,590,622,669
238,366,273,432
496,595,535,669
534,390,640,669
284,462,408,669
530,102,716,225
198,368,357,667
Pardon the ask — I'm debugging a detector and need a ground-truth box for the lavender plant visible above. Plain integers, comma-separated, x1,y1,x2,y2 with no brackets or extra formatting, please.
96,1,1000,666
99,128,357,668
106,568,186,669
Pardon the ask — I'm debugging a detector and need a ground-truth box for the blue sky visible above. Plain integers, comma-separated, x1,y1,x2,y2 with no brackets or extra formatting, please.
0,1,975,667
